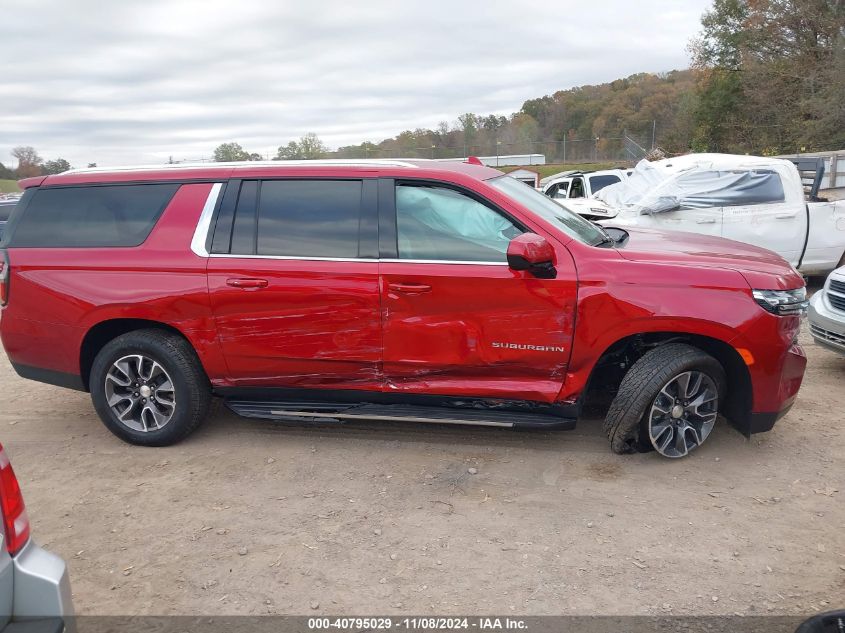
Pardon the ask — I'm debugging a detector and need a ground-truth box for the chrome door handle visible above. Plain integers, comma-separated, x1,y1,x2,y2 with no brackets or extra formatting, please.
388,282,432,294
695,218,716,224
226,278,269,289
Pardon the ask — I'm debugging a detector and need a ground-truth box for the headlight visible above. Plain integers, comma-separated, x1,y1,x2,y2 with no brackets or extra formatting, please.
752,288,808,316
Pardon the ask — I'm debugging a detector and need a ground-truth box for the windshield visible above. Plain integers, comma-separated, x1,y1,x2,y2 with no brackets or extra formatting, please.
489,175,606,246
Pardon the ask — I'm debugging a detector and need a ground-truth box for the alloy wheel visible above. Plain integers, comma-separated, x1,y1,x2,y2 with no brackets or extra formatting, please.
104,354,176,432
647,370,718,458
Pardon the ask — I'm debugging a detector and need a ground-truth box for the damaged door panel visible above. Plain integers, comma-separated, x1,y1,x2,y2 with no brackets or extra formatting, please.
207,178,383,388
379,180,577,403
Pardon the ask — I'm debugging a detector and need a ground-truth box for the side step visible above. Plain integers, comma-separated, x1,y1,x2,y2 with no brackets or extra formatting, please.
225,400,576,430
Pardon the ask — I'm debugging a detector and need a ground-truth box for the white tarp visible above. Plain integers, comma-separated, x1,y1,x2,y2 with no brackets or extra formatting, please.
596,157,787,214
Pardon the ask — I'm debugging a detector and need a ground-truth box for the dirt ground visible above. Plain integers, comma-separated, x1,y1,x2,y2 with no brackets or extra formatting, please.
0,325,842,616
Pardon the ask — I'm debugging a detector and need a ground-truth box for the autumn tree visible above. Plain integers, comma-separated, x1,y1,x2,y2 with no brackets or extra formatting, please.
12,146,43,178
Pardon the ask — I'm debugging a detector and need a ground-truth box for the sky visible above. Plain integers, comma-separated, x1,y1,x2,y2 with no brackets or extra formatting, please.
0,0,712,168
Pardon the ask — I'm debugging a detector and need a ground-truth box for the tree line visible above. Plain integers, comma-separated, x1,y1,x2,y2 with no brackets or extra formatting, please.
0,146,91,180
7,0,841,176
211,0,843,163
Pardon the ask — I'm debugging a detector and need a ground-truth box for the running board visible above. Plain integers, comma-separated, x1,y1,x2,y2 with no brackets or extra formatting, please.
225,400,576,430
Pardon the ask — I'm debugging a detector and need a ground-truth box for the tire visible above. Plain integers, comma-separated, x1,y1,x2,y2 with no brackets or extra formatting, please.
90,329,211,446
603,343,726,458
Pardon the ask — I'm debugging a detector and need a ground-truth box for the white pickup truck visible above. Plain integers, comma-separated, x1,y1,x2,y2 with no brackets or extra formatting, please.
591,153,845,275
541,169,629,200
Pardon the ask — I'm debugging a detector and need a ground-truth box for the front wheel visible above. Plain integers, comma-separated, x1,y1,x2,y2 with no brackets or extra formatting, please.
90,329,211,446
603,343,726,458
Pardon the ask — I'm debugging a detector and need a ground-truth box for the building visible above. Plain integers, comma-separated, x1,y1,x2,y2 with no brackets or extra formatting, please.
435,154,546,167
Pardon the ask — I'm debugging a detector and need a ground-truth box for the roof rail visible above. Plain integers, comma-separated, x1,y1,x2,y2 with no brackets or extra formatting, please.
62,159,422,175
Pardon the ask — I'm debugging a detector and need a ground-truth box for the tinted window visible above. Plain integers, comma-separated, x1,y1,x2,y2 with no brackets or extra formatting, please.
588,174,621,193
253,180,362,258
230,181,259,255
11,184,178,247
0,201,16,222
396,184,522,262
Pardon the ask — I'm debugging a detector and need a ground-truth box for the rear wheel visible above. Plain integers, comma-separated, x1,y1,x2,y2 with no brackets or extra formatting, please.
603,343,726,458
90,329,211,446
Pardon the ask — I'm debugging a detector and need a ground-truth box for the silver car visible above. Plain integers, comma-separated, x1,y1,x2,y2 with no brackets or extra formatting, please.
809,265,845,355
0,443,73,632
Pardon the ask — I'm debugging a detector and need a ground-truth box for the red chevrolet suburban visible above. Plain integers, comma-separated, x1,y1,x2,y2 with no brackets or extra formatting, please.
0,160,807,458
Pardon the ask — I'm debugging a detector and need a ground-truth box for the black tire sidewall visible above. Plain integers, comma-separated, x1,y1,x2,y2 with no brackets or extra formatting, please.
90,332,208,446
636,353,726,454
604,343,727,456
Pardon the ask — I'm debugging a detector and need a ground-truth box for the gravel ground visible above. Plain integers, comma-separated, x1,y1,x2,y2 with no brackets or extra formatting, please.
0,326,842,616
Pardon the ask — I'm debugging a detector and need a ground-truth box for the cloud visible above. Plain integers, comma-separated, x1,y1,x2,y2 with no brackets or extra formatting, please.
0,0,710,167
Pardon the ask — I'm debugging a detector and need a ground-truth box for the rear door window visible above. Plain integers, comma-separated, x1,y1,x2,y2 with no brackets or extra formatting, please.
10,184,178,247
228,180,363,258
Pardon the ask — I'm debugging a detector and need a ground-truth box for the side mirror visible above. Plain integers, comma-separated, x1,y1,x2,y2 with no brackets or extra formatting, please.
507,234,557,279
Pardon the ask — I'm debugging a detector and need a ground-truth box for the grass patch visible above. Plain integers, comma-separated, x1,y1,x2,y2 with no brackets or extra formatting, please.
0,180,20,194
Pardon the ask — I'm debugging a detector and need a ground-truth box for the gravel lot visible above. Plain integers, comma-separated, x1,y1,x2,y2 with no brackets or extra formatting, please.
0,324,842,616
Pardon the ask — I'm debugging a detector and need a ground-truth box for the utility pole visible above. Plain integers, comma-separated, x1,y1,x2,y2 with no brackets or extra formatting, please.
651,120,656,150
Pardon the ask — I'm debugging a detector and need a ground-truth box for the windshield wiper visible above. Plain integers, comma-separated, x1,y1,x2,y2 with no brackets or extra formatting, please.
590,222,617,247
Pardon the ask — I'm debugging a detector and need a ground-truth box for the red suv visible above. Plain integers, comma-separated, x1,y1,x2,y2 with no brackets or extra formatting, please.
0,160,807,458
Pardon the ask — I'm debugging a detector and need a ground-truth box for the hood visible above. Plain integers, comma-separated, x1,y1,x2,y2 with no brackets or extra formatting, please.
611,226,804,289
555,198,619,219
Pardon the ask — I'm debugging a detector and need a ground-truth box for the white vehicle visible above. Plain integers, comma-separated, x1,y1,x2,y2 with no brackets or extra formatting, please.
593,154,845,275
808,265,845,355
542,169,628,201
552,197,618,221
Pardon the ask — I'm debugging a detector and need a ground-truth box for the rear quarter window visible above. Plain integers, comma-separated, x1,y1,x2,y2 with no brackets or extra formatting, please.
588,174,621,193
9,183,179,247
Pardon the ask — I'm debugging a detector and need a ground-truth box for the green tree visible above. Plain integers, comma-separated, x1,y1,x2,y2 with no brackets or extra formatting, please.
275,133,328,160
42,158,72,174
457,113,478,154
689,0,845,153
213,142,251,162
